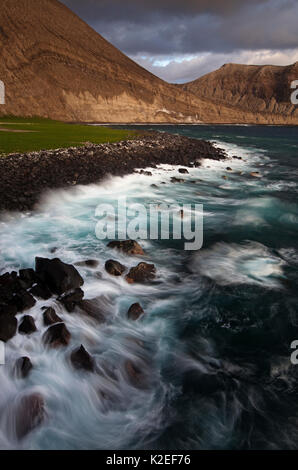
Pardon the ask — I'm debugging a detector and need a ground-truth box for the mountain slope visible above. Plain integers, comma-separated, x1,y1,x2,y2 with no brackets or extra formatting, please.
182,63,298,125
0,0,225,123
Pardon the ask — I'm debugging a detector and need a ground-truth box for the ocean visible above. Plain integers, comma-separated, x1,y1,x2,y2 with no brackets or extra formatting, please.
0,125,298,450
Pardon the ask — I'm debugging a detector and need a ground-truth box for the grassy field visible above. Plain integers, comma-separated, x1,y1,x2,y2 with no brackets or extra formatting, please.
0,117,138,155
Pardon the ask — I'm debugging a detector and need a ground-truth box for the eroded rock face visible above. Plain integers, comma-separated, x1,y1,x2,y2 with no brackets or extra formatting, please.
107,240,144,256
15,357,33,379
0,314,17,342
127,303,145,321
70,345,95,372
35,257,84,295
15,393,45,440
43,323,71,348
18,315,37,335
105,260,126,277
126,263,156,284
43,307,62,326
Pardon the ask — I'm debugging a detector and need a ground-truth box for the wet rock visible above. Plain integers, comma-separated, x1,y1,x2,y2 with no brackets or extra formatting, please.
171,177,185,183
179,168,189,174
15,357,33,378
19,269,36,288
125,360,147,388
43,323,71,348
0,314,17,342
151,184,158,188
15,393,45,440
30,283,52,300
126,263,156,284
35,257,84,295
14,291,36,312
70,345,95,372
43,307,62,326
107,240,144,256
139,170,152,176
19,315,37,335
127,303,145,321
105,260,126,277
226,167,233,171
77,299,105,323
75,260,99,268
58,288,84,312
250,171,262,178
0,302,17,316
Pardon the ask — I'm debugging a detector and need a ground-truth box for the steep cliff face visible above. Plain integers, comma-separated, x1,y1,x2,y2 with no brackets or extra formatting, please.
0,0,217,123
182,63,298,125
1,0,297,124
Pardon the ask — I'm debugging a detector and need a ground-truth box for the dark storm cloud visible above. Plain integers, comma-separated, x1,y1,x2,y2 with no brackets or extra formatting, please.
60,0,298,82
61,0,297,55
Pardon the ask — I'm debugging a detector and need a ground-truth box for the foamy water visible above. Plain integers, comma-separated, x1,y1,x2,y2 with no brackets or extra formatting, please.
1,126,298,450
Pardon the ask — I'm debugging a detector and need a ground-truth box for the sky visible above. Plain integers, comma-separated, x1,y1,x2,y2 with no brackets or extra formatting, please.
61,0,298,83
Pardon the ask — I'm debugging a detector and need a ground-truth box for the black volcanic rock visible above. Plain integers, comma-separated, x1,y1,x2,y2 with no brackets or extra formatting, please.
30,283,52,300
105,260,126,277
107,240,144,256
58,288,84,313
127,303,145,321
43,307,62,326
15,357,33,378
43,323,71,348
70,345,95,372
126,263,156,284
19,315,37,335
0,314,17,342
35,257,84,295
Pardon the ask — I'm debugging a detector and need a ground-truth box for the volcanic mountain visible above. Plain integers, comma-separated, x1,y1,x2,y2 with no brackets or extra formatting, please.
1,0,298,124
0,0,227,123
182,63,298,125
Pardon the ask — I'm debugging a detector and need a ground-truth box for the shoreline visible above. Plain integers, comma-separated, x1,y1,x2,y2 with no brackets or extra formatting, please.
0,132,226,213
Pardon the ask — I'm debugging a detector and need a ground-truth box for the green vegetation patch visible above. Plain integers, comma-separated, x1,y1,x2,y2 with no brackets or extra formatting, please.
0,117,138,155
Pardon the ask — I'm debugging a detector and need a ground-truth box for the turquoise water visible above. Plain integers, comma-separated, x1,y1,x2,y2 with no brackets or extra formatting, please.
0,125,298,450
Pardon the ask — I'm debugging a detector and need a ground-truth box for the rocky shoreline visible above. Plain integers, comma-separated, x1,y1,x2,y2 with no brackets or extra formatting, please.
0,132,225,212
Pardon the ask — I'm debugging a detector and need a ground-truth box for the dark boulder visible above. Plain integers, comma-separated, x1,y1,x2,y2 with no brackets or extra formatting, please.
43,307,62,326
179,168,189,174
70,345,95,372
75,260,99,268
126,263,156,284
171,177,185,183
15,393,45,440
107,240,144,256
77,299,105,323
15,357,33,378
43,323,71,348
0,314,17,342
0,302,17,316
30,283,52,300
58,288,84,312
35,257,84,295
19,315,37,335
105,260,126,277
19,269,36,288
14,291,36,312
127,303,145,321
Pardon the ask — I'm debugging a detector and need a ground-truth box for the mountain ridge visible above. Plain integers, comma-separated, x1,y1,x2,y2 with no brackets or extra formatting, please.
0,0,297,124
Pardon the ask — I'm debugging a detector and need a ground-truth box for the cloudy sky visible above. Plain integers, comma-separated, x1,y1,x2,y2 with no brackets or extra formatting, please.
61,0,298,83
